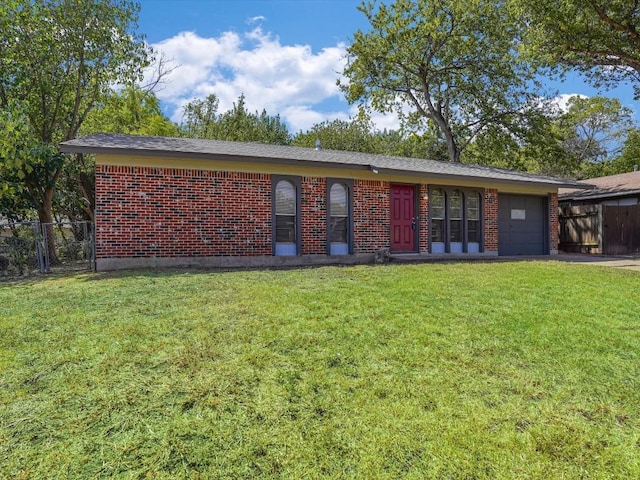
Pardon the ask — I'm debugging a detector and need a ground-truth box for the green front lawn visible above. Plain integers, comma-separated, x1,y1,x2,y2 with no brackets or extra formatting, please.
1,262,639,479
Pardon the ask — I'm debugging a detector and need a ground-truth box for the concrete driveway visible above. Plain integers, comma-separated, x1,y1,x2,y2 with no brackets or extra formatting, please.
555,254,640,271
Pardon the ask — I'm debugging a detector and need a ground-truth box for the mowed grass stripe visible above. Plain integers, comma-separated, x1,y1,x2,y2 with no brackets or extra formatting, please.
1,261,639,479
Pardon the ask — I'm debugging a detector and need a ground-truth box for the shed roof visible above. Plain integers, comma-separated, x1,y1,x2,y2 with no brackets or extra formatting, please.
60,133,585,188
559,171,640,201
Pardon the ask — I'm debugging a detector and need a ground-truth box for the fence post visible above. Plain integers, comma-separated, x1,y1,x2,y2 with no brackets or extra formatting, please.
41,222,51,273
92,220,97,272
33,221,46,274
597,204,603,254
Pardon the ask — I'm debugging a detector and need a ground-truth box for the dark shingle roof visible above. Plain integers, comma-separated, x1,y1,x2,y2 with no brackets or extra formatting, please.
560,171,640,201
60,133,585,188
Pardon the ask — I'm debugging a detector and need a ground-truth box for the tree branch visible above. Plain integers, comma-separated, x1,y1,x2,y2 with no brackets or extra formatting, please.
591,4,640,45
567,45,640,73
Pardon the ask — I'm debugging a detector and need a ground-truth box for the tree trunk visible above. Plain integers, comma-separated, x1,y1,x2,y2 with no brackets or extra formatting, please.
79,171,95,222
443,129,461,163
37,187,60,266
77,153,95,222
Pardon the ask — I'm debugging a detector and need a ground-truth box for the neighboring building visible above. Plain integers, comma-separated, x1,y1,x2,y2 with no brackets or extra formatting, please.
559,170,640,255
60,133,582,271
559,170,640,208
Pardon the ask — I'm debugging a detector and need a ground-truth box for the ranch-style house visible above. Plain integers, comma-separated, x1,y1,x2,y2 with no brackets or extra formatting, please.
60,133,584,271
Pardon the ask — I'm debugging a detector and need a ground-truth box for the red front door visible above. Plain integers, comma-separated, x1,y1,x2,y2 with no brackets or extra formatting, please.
391,184,415,252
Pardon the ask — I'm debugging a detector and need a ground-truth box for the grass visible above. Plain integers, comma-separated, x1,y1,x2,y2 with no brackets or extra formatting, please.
1,261,639,479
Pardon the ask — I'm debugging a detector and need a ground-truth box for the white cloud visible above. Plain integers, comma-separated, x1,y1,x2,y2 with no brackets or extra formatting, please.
144,27,365,132
551,93,589,113
283,105,353,133
247,15,266,25
369,109,404,132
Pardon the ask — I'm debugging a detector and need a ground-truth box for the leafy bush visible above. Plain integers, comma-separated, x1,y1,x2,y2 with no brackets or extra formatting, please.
1,227,38,275
57,239,83,262
0,255,9,272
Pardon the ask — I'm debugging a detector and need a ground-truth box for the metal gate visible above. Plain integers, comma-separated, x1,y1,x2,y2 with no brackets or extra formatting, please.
0,221,95,277
603,205,640,255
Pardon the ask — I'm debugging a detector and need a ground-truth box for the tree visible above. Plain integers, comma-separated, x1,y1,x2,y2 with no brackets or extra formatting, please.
0,0,150,259
291,115,380,153
559,96,633,166
460,107,580,177
583,128,640,178
216,95,290,144
181,95,221,139
0,106,66,225
180,94,291,144
514,0,640,97
462,95,634,178
81,86,178,138
65,86,178,223
341,0,540,163
382,127,449,162
292,114,447,161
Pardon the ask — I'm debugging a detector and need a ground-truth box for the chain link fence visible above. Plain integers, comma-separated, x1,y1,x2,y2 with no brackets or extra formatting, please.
0,221,94,278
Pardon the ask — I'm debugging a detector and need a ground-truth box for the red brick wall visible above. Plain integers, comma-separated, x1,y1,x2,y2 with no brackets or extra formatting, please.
301,177,327,254
549,192,559,252
419,183,429,253
353,180,390,253
95,165,271,258
484,188,499,252
96,165,550,259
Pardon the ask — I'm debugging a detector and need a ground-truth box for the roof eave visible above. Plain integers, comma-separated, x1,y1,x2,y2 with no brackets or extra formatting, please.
560,189,640,201
58,144,373,173
59,142,579,189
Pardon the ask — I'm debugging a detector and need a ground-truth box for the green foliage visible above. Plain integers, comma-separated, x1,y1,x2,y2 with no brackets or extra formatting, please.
0,0,150,236
0,106,66,219
181,94,221,139
292,112,448,160
69,85,179,221
341,0,539,163
56,238,83,262
561,96,633,165
0,106,37,175
462,95,634,178
1,262,639,477
0,107,38,220
583,128,640,178
0,0,151,143
0,189,35,223
514,0,640,97
617,128,640,173
292,114,380,153
80,86,178,137
375,128,450,161
180,93,291,144
53,157,94,224
462,125,528,171
0,225,38,276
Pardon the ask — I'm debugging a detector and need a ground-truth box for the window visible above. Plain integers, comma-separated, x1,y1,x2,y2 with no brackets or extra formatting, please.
449,190,463,253
327,179,352,255
273,178,299,255
429,187,482,253
330,183,348,242
467,192,480,244
431,188,445,244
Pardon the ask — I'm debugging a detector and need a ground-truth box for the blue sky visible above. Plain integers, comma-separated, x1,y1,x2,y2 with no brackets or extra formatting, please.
137,0,638,132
